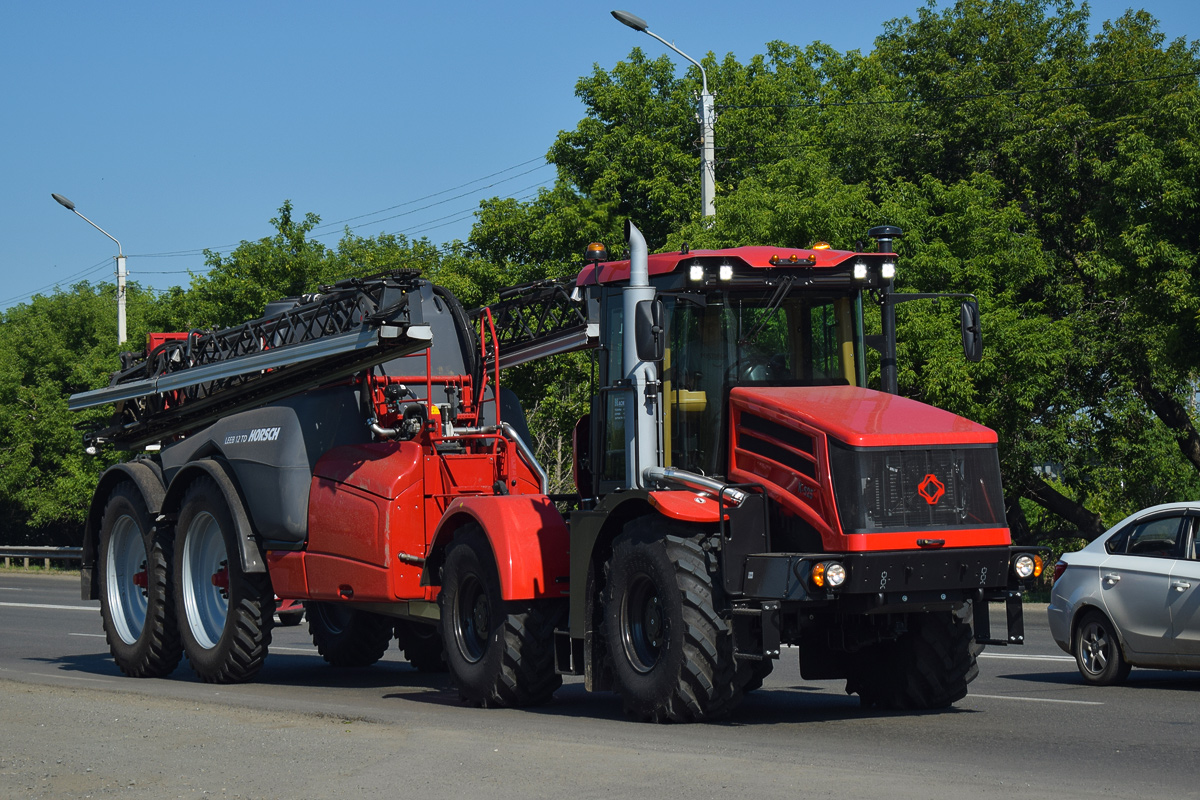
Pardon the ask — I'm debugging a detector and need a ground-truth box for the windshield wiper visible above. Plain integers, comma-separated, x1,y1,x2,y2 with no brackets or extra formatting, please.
738,276,796,345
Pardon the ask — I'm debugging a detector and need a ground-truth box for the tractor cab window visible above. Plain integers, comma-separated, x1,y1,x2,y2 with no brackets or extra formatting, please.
663,290,860,476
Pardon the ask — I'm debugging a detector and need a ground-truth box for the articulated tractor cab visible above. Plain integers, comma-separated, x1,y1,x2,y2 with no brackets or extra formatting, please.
561,222,1043,719
70,222,1042,723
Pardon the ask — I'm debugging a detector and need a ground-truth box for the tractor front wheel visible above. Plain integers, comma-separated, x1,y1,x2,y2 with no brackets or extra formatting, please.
603,521,740,723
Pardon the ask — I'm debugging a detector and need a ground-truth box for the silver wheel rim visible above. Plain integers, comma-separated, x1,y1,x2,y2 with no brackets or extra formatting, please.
1079,621,1111,676
105,515,148,646
181,511,228,650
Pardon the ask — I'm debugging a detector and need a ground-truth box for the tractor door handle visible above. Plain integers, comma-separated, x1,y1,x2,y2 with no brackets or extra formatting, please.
1173,581,1192,592
1103,573,1121,585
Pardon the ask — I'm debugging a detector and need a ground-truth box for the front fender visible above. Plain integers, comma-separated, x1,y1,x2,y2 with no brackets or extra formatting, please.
425,495,569,601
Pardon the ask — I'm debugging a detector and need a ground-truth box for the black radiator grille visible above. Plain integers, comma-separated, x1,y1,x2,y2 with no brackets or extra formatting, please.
829,441,1005,533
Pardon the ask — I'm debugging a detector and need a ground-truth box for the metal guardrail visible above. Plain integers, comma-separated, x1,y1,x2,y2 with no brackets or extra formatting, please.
0,546,82,569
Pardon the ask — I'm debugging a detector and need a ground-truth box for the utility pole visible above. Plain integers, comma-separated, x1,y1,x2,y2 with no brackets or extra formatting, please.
611,10,716,220
52,193,126,344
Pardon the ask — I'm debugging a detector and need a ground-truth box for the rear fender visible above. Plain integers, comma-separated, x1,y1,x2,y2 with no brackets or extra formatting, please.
161,458,266,574
424,495,569,601
81,460,167,600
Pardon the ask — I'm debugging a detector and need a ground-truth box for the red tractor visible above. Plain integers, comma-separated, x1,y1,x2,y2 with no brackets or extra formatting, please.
72,222,1042,721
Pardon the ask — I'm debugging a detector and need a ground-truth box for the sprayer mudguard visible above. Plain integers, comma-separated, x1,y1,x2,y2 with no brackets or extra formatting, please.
161,458,265,573
81,459,167,600
429,495,570,601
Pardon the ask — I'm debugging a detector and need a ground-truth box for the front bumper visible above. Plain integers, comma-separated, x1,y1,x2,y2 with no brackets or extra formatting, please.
730,546,1039,659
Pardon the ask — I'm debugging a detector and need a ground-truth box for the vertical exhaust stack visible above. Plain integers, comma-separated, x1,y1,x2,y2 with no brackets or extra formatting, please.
622,220,661,489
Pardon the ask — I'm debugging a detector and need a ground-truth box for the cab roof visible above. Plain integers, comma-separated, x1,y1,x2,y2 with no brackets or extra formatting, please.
575,245,891,286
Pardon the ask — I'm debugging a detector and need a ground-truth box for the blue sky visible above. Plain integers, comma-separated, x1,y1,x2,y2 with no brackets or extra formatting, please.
2,1,1196,314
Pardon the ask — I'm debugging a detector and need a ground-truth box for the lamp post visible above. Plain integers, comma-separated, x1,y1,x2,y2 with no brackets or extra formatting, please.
611,10,716,220
51,193,127,344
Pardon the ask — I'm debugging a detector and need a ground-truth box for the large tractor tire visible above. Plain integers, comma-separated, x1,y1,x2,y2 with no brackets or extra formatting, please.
97,482,182,678
602,520,741,723
307,602,393,668
173,477,272,683
439,527,562,707
846,611,977,710
741,659,775,694
395,619,448,673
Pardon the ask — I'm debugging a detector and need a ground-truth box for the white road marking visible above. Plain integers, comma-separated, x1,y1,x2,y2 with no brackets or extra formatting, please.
68,632,106,638
270,646,319,654
979,652,1075,662
28,672,115,685
968,694,1103,706
0,601,96,612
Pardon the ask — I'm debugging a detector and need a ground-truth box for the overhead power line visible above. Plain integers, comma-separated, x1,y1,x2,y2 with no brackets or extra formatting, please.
128,156,553,259
0,257,114,310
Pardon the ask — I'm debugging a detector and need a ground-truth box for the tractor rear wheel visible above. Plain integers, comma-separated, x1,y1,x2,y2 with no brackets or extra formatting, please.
98,482,182,678
440,527,561,707
603,520,740,723
847,611,976,709
173,477,272,683
307,603,393,667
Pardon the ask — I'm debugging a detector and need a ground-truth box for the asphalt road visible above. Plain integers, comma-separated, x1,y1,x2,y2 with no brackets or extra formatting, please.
2,570,1199,799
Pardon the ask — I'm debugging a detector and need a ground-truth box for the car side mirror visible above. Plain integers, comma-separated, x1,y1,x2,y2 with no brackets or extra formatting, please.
961,299,982,363
634,299,664,362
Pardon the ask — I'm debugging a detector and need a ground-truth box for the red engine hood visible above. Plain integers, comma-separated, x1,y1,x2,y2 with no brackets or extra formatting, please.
729,385,997,448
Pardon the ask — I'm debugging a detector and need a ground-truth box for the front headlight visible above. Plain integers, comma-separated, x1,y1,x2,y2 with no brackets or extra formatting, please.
811,561,846,589
1013,553,1043,579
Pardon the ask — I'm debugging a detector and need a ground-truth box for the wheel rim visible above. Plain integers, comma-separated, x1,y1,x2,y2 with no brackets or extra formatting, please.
1079,620,1111,676
105,515,148,646
181,511,228,650
620,572,665,674
453,573,489,663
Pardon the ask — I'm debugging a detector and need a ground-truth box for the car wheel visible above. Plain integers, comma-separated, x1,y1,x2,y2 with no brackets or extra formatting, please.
1073,610,1131,686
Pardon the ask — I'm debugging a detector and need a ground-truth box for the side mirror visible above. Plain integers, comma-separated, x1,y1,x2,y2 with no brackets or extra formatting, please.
634,299,664,362
961,299,982,363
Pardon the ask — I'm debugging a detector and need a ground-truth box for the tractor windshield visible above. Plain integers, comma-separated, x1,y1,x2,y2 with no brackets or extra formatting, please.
663,289,862,476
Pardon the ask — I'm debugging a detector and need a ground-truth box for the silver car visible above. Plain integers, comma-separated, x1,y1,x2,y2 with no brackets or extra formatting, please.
1048,502,1200,684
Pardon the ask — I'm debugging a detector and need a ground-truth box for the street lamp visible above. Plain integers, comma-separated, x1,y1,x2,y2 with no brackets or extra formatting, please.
52,193,127,344
611,10,716,220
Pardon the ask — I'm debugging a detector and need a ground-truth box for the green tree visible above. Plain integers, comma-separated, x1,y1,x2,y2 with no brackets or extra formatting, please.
0,282,184,543
187,201,334,328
